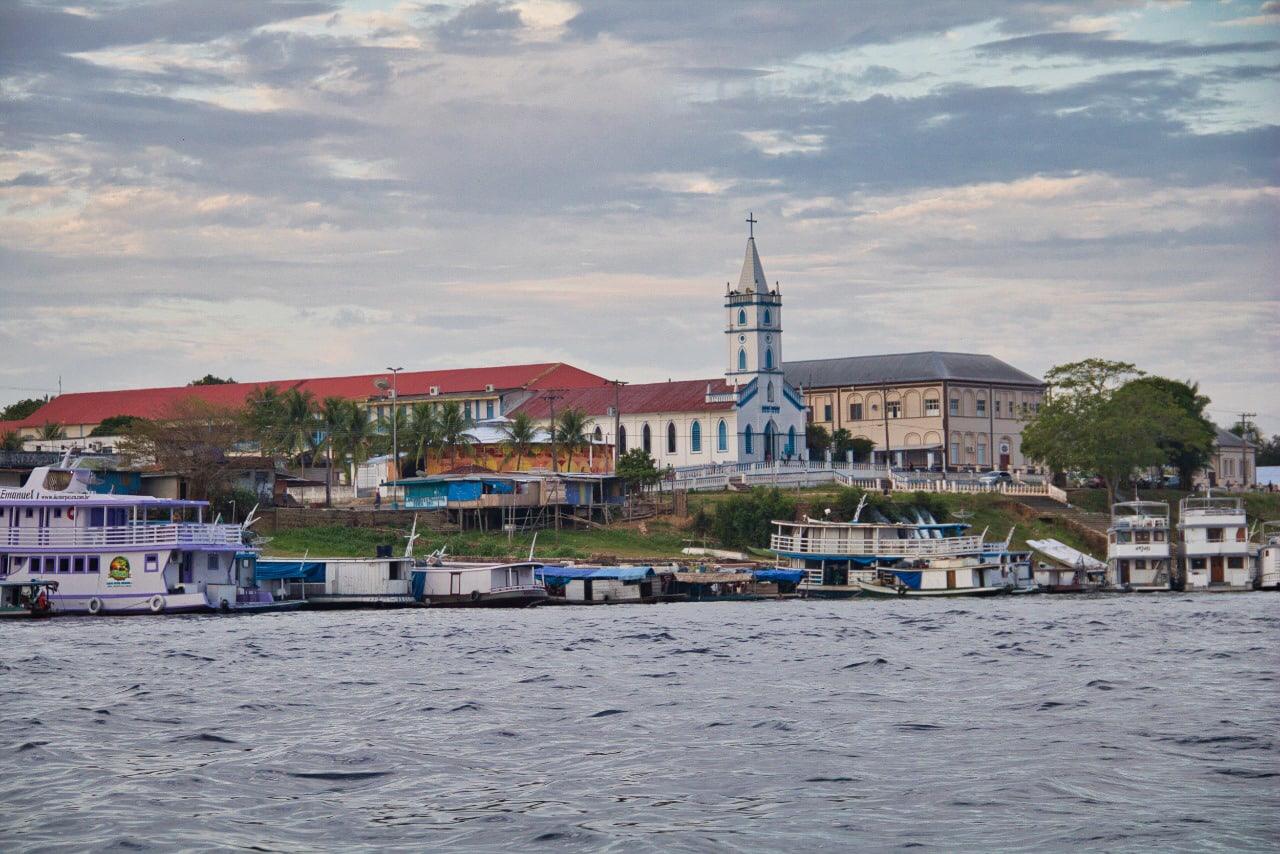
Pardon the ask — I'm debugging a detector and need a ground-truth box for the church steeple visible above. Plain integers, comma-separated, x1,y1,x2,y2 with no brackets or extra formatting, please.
738,212,768,293
725,215,783,386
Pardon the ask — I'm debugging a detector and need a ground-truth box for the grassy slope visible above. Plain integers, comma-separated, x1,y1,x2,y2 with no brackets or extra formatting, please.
1068,488,1280,527
265,488,1106,562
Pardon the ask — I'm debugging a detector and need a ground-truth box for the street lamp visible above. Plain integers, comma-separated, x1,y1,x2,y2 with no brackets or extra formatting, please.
375,367,403,509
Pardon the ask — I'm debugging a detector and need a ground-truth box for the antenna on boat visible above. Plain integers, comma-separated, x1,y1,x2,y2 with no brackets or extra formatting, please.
1004,526,1016,550
404,514,420,558
528,531,538,561
242,503,260,531
980,525,989,543
58,449,72,468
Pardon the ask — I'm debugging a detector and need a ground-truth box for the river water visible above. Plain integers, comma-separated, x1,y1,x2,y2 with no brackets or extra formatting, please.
2,595,1276,852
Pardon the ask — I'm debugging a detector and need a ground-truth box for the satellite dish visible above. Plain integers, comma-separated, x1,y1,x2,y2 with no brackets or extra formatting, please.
374,378,390,391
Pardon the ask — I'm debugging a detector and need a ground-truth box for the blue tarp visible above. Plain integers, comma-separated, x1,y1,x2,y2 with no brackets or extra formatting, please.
752,568,805,584
537,566,656,586
254,560,326,582
892,570,923,589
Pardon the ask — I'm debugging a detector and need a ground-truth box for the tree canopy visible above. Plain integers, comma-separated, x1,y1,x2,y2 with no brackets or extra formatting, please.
189,374,235,386
1,397,47,421
119,399,248,500
89,415,144,437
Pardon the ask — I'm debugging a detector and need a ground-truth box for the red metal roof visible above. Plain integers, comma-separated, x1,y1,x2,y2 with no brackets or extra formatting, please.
0,419,25,435
513,378,737,419
15,363,608,428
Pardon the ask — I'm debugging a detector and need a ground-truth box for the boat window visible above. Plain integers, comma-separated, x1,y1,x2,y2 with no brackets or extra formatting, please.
1116,531,1131,543
1134,531,1150,544
1227,557,1244,569
73,556,85,573
43,471,73,491
1134,559,1147,570
59,557,71,574
1207,528,1223,542
25,508,33,519
87,557,100,574
145,554,159,572
1236,528,1246,542
53,507,62,519
1153,531,1165,542
206,554,218,572
1190,558,1206,570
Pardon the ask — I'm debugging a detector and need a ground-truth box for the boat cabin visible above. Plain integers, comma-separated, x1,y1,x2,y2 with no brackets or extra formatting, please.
1178,493,1253,591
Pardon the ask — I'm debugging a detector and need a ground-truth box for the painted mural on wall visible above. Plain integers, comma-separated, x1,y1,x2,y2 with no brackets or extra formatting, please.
420,444,614,476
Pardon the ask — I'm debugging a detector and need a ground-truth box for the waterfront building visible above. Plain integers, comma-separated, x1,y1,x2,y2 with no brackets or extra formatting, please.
1178,493,1254,591
786,352,1045,471
514,228,808,468
390,471,626,529
1193,426,1257,490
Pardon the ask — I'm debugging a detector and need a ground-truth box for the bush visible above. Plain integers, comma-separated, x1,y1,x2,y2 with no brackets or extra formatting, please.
711,488,797,550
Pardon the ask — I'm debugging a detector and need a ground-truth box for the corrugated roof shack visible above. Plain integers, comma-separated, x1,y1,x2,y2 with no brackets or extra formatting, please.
390,471,626,531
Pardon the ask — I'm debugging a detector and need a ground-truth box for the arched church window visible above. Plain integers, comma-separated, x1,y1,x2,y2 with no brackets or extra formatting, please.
738,309,746,326
717,420,728,452
764,308,772,326
786,426,796,457
618,425,627,453
667,422,677,454
593,426,603,442
738,348,747,371
767,381,775,403
765,348,774,370
642,423,652,454
691,421,702,453
744,425,754,455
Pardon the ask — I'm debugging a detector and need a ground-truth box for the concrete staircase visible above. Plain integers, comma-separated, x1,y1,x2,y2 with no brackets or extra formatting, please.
1008,495,1110,551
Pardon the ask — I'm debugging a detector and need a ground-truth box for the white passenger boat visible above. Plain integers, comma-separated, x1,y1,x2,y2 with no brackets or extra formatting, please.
255,556,416,608
411,552,547,607
771,497,1012,597
1178,492,1254,592
1105,501,1173,592
0,459,283,615
1257,522,1280,590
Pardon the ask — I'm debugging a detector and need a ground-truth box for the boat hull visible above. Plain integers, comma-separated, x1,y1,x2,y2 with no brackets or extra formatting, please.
424,589,549,608
855,580,1009,597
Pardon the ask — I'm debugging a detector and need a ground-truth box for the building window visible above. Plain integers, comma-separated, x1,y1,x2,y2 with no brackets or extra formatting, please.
486,401,494,419
717,420,728,452
994,399,1001,416
767,382,776,403
925,397,939,416
691,421,702,453
950,436,961,463
765,348,774,370
786,426,796,457
763,308,772,326
949,398,959,416
976,398,986,416
618,425,627,453
886,401,901,419
744,425,754,455
642,424,652,454
976,438,987,466
738,348,747,371
667,422,677,454
738,309,747,325
823,403,832,422
850,402,863,421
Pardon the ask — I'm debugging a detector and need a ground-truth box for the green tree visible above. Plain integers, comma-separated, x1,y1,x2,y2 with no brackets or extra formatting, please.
806,423,831,458
243,385,285,455
437,401,473,469
1124,376,1215,489
318,396,350,507
554,407,591,472
400,403,442,476
1229,419,1263,446
0,430,23,451
276,388,319,464
89,415,144,437
1257,434,1280,467
711,488,797,550
189,374,235,385
500,411,539,471
1,397,47,421
616,448,660,496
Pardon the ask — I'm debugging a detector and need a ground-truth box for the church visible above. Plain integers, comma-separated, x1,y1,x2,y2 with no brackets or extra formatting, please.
512,223,809,468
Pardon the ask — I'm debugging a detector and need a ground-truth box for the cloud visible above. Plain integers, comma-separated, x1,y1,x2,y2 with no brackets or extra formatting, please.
975,30,1279,61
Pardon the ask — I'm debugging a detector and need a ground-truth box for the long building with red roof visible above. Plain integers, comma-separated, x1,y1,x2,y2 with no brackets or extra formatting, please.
7,362,609,441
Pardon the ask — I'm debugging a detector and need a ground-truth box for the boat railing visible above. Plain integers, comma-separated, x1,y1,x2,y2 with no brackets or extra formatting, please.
770,533,984,557
1,522,243,550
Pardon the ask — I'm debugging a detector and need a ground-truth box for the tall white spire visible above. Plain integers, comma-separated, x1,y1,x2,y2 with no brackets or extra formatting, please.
738,236,768,293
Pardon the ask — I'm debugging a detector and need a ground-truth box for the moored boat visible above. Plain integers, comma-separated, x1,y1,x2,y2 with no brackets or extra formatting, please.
537,565,685,604
0,579,59,618
1105,500,1173,592
1179,492,1254,592
1027,538,1107,593
411,555,547,607
855,556,1010,597
255,556,416,608
1258,522,1280,590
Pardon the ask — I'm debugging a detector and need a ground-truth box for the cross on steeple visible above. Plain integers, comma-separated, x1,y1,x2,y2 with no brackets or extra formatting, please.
746,211,757,239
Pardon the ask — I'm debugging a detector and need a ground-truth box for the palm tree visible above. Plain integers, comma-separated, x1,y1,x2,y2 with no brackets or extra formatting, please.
555,408,591,472
244,385,284,455
437,401,473,470
400,403,442,476
318,396,348,506
38,422,65,441
276,388,318,465
1,430,23,451
340,401,384,476
500,411,539,471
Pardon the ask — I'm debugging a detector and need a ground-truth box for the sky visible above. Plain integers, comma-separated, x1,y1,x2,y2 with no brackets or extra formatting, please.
1,0,1277,432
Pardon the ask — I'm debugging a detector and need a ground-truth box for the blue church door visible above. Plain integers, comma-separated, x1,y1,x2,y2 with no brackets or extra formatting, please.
763,422,776,463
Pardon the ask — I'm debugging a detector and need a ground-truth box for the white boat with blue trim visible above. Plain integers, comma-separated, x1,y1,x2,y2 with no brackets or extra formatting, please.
0,458,288,615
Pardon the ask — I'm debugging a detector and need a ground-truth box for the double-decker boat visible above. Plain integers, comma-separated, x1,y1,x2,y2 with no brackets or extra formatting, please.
1105,501,1173,592
1179,492,1255,592
1258,522,1280,590
0,459,285,615
770,497,1012,597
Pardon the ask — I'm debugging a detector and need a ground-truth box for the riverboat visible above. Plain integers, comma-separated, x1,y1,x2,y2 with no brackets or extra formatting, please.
1178,492,1254,592
771,497,1011,597
0,579,59,618
255,556,416,608
1105,501,1173,591
0,459,280,615
1258,522,1280,590
411,556,547,607
1027,538,1107,593
537,565,685,604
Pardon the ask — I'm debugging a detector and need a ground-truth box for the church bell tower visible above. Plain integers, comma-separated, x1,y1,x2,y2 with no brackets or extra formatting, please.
725,213,783,388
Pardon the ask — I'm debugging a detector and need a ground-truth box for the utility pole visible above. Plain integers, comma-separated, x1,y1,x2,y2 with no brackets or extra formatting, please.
612,380,627,470
387,366,402,507
543,390,564,473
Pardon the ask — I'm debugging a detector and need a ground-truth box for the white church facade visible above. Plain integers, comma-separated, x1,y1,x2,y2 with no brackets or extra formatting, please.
513,225,808,469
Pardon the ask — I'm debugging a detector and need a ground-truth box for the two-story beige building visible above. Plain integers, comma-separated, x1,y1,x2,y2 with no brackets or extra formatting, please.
786,352,1045,472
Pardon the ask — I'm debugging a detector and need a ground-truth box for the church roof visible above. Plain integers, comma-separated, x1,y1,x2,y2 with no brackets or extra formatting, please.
738,237,769,292
512,379,737,419
786,352,1043,389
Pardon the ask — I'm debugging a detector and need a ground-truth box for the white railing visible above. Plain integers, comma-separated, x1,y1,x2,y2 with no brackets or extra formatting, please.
2,523,243,550
771,533,985,557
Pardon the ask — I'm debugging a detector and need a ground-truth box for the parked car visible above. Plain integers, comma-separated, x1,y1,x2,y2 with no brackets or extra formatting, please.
978,470,1013,485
